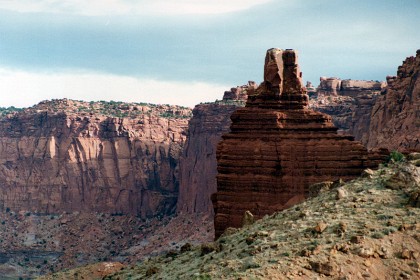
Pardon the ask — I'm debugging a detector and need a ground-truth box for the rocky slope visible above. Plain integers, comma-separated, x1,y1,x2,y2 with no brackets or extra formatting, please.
0,210,212,279
45,154,420,279
213,48,385,238
367,50,420,152
0,99,191,217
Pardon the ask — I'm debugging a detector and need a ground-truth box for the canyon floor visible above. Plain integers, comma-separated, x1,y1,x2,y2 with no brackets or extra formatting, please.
37,154,420,279
0,211,212,279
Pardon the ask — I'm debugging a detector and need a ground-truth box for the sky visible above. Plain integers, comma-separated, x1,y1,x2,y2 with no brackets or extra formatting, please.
0,0,419,108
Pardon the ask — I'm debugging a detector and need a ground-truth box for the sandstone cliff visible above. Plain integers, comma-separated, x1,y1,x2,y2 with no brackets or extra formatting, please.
317,77,385,97
311,76,385,145
367,50,420,152
177,103,241,214
213,48,385,238
309,93,380,145
177,82,254,214
0,99,191,218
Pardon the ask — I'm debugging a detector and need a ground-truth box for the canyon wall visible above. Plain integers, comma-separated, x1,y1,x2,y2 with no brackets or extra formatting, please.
311,77,385,145
0,99,191,218
177,103,240,214
177,84,253,214
309,93,380,145
367,50,420,152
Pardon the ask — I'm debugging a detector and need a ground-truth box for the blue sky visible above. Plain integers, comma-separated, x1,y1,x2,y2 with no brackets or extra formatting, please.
0,0,419,107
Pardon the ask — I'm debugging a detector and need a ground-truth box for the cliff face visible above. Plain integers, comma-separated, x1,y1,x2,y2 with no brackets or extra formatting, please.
177,100,245,214
311,76,385,145
212,48,385,238
0,99,191,218
317,77,386,97
309,93,380,145
367,50,420,152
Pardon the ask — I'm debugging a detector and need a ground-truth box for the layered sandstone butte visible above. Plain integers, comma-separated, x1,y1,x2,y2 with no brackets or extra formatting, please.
367,50,420,152
213,48,385,238
0,99,191,217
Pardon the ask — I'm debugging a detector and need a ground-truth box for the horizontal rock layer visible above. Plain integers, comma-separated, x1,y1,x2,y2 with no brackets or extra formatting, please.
177,103,241,214
318,77,386,97
213,49,385,238
0,99,191,218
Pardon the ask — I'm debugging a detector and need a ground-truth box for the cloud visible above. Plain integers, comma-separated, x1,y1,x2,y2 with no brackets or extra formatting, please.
0,68,229,108
0,0,273,16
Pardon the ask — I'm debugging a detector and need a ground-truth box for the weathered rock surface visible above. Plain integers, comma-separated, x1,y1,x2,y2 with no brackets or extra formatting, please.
311,76,385,144
309,93,380,145
367,50,420,152
318,77,386,97
177,83,254,214
177,103,241,214
222,81,256,101
0,99,191,217
212,48,386,238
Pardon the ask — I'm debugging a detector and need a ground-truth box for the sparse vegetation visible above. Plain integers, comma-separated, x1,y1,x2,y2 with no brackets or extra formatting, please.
387,150,405,163
95,159,420,280
0,106,22,117
0,99,192,120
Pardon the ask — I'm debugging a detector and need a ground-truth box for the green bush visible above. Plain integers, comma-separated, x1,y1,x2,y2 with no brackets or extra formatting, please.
387,151,405,163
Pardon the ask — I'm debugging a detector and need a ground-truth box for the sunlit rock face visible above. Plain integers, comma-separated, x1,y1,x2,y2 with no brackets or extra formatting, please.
0,100,191,218
212,48,385,238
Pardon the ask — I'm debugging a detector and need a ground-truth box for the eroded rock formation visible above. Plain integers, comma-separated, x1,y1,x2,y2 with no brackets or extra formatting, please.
318,77,385,97
309,93,380,145
310,76,385,145
0,99,191,217
222,82,256,101
212,48,385,238
177,103,241,214
367,50,420,152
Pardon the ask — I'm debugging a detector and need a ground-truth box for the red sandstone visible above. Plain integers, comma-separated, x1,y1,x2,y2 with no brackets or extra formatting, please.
212,48,386,238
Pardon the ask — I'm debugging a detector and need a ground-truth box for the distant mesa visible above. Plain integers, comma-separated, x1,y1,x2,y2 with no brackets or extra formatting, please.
317,77,386,97
222,81,257,102
212,48,386,239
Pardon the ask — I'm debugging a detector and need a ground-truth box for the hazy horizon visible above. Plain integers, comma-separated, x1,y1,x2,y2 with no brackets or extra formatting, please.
0,0,419,108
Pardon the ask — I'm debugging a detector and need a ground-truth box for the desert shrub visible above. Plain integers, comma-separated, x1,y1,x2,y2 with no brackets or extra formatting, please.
387,151,405,163
200,243,221,256
145,266,159,276
180,243,192,253
371,232,384,239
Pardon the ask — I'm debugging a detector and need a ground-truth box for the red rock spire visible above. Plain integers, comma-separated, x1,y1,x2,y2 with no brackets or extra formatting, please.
247,48,308,109
212,48,386,239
